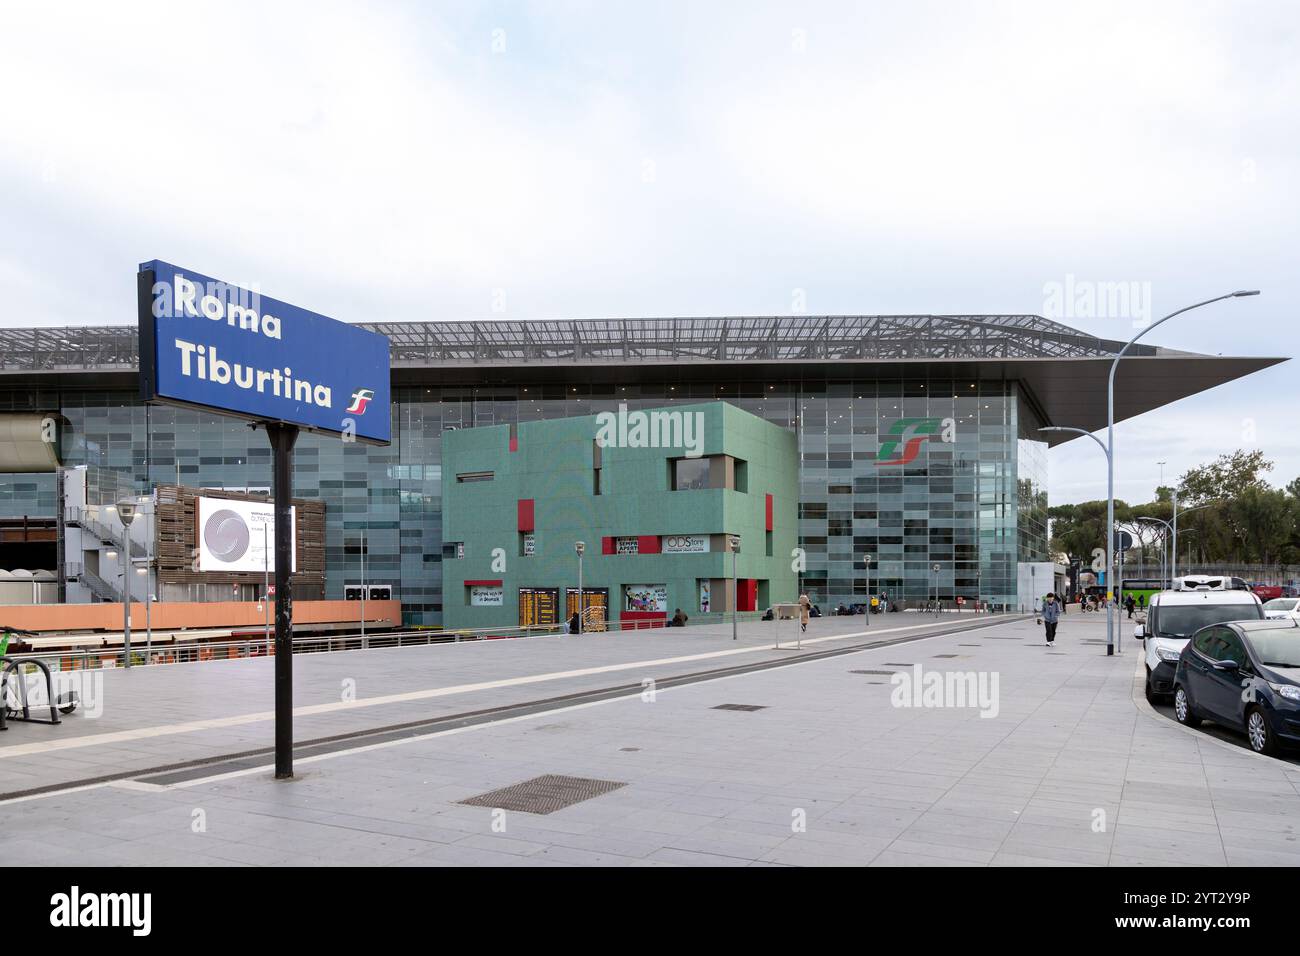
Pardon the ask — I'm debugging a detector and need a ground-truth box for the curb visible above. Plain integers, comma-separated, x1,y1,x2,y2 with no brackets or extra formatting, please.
1128,646,1298,769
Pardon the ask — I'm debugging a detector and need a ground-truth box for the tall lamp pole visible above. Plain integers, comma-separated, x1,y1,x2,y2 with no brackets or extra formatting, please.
1136,516,1173,589
116,500,138,668
1103,290,1258,656
863,553,873,625
360,526,367,648
574,541,585,634
1040,426,1112,648
140,494,153,662
1171,497,1218,582
730,534,741,641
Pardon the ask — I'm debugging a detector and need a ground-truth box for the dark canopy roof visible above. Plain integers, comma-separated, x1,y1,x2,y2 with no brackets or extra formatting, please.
0,315,1283,446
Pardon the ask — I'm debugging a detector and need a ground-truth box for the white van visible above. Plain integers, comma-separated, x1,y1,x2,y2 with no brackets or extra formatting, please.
1139,587,1264,702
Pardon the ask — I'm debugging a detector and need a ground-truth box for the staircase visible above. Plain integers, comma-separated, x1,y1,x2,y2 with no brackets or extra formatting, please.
78,566,123,603
66,507,146,558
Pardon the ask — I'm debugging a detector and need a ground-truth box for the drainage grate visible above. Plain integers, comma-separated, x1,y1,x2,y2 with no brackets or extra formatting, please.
1082,639,1109,644
712,703,767,712
619,747,640,752
849,669,897,675
458,774,626,815
882,662,912,666
958,644,982,647
932,654,959,658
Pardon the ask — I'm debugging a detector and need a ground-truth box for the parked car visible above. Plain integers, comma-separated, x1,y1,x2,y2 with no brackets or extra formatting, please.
1263,597,1300,621
1138,586,1264,702
1172,618,1300,755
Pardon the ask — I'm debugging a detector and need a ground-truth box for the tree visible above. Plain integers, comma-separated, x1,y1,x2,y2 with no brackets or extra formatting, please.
1049,500,1131,568
1178,449,1273,504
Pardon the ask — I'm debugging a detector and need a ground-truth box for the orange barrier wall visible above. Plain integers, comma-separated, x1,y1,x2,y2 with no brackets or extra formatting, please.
0,600,402,633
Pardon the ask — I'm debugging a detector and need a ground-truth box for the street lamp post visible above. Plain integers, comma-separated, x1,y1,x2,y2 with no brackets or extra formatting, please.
1170,496,1218,582
263,523,270,654
574,541,585,634
141,494,153,662
1105,291,1259,658
1040,426,1113,649
863,553,873,625
730,534,741,641
360,527,367,648
1137,516,1173,589
116,500,138,668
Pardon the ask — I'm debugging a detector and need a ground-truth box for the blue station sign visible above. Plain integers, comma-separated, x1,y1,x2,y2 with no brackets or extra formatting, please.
137,260,391,444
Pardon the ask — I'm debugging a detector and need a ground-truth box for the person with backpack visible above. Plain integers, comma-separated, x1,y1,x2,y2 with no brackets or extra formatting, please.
1040,592,1061,647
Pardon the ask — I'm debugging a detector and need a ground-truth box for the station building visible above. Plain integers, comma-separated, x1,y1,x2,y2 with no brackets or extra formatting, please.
441,402,798,629
0,316,1283,625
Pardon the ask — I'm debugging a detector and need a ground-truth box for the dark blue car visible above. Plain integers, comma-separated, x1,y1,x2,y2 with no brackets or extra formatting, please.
1173,618,1300,756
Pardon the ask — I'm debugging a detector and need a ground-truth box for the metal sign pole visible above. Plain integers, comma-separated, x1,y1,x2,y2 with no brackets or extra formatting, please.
263,523,270,654
268,422,299,780
361,526,367,648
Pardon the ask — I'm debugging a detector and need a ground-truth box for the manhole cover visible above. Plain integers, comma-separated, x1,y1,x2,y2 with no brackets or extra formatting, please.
849,670,897,675
713,703,767,712
458,774,626,815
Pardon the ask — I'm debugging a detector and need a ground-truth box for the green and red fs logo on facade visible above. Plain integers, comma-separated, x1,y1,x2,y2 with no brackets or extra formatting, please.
876,416,955,466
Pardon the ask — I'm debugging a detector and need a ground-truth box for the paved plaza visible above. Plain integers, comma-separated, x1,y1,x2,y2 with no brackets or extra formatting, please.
3,610,1299,866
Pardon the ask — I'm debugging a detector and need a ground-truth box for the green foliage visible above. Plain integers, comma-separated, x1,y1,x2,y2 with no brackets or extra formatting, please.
1178,449,1273,504
1050,449,1300,568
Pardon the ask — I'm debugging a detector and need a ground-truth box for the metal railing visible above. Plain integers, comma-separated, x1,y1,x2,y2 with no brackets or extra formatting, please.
77,567,122,603
66,507,146,559
4,622,569,671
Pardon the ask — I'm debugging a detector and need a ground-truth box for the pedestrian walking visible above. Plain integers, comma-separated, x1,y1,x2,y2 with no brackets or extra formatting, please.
1040,592,1061,647
798,593,811,633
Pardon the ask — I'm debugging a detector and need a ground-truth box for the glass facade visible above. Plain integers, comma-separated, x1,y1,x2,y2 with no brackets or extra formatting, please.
0,373,1049,623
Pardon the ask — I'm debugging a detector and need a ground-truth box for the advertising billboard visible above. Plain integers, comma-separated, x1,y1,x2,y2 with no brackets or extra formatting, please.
663,534,709,554
469,585,503,606
625,584,667,612
196,496,296,573
137,260,392,444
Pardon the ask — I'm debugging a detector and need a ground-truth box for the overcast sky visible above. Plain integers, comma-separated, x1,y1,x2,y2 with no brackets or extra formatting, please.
1,0,1295,505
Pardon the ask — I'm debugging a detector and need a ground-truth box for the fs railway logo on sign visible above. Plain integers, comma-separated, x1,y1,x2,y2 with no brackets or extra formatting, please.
137,260,392,444
346,389,376,414
876,417,955,466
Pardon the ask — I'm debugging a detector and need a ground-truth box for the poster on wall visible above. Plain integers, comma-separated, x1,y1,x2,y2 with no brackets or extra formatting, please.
196,496,296,573
469,585,503,606
663,534,709,554
615,537,640,555
625,584,667,612
699,580,711,613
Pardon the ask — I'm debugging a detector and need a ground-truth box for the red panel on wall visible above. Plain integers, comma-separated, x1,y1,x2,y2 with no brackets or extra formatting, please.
637,535,661,554
517,499,535,532
508,435,518,452
602,536,616,555
463,579,503,587
620,610,667,630
765,494,773,531
738,579,758,612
